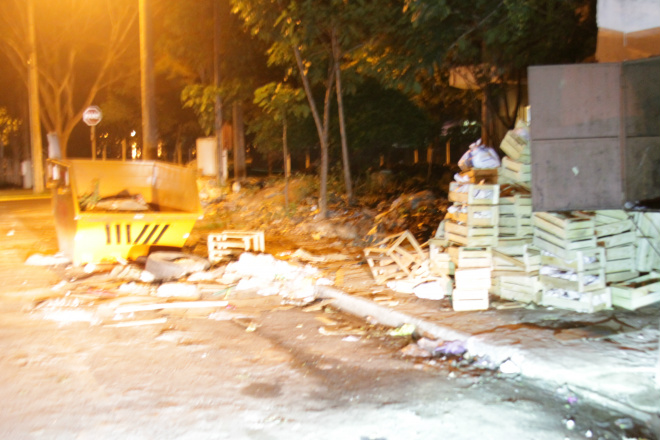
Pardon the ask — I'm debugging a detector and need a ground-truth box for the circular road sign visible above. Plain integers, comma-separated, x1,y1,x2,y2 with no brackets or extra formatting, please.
83,106,103,126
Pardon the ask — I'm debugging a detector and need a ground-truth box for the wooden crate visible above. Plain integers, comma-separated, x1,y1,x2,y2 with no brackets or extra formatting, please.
453,288,490,301
364,231,425,284
500,157,531,184
610,272,660,310
492,245,540,273
458,168,499,184
455,267,492,290
499,132,530,163
495,285,542,304
208,230,265,262
597,230,636,248
595,210,628,223
542,287,612,313
445,220,498,247
533,212,595,241
606,270,640,284
596,219,633,238
540,266,606,293
540,247,605,272
452,294,489,311
447,246,491,268
532,234,597,260
605,244,635,261
429,245,454,276
446,204,500,227
449,182,500,205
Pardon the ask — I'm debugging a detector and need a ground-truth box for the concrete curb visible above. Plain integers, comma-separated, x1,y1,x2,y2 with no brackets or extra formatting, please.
315,284,660,425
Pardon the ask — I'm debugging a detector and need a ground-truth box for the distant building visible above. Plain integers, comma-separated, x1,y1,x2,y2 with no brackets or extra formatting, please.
596,0,660,61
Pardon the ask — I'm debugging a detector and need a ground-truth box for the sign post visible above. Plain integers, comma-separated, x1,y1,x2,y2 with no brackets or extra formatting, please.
83,106,102,160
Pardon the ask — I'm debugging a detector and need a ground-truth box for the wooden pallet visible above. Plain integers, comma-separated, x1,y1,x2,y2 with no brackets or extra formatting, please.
208,230,265,262
363,231,425,284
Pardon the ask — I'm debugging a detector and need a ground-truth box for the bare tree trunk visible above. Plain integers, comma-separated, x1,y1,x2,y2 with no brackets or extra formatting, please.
139,0,158,160
331,27,353,204
232,101,247,181
283,114,289,214
293,45,334,218
214,0,226,184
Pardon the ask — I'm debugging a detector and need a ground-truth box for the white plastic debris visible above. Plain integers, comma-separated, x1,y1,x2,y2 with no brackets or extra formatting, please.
499,359,522,375
187,267,226,282
413,279,450,300
223,252,320,302
386,279,417,294
25,253,71,266
155,282,200,299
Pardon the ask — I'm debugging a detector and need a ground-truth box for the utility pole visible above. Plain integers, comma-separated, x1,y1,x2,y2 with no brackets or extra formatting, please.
139,0,157,160
27,0,44,193
214,0,227,184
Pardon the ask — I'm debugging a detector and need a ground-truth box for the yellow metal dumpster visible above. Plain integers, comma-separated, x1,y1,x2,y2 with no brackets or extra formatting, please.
47,159,203,265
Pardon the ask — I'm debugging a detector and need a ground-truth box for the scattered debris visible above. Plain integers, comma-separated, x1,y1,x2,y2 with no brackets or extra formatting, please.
388,323,416,337
113,300,229,314
498,359,521,375
25,253,71,266
104,318,167,328
145,252,210,280
208,230,265,262
155,282,201,300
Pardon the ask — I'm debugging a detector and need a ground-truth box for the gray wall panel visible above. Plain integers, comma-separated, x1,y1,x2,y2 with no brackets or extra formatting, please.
532,139,624,212
529,64,621,141
624,137,660,202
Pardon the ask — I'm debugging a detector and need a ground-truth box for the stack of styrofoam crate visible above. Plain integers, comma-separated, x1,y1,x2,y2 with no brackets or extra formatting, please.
498,122,531,190
498,189,533,239
594,210,639,283
632,212,660,273
446,180,500,248
533,212,611,313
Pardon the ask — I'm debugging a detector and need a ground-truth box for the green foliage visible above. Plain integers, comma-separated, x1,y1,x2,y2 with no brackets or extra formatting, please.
0,107,20,146
338,79,431,167
181,84,221,136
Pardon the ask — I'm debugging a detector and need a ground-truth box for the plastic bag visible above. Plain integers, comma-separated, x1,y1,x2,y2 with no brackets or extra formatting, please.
458,138,501,170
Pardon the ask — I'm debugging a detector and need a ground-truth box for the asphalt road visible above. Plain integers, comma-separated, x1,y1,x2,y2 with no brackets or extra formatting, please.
0,198,651,440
